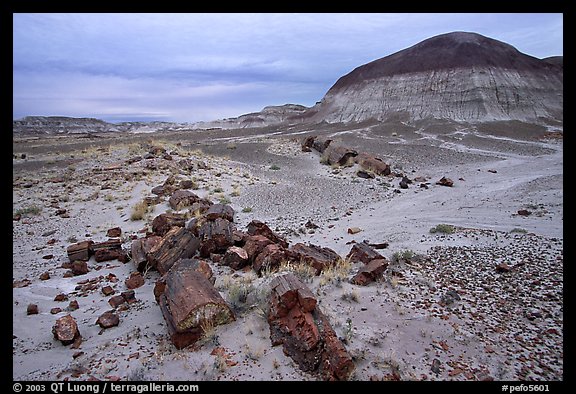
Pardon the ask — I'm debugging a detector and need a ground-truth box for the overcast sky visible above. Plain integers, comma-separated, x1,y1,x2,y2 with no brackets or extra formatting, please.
13,13,563,123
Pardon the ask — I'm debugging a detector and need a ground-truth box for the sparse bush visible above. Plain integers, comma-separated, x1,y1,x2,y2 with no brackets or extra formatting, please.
242,207,253,213
392,249,415,262
14,205,42,216
226,143,237,150
320,257,353,287
198,319,220,347
244,341,264,361
218,196,231,205
429,224,455,234
278,260,316,283
272,359,280,369
343,318,354,344
341,289,359,303
213,187,223,193
230,188,241,197
510,228,528,234
104,194,115,202
130,200,149,221
270,165,280,171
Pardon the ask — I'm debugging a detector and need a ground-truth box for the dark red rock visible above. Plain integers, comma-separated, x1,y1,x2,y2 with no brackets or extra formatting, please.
50,307,62,314
323,145,358,166
52,314,81,345
351,259,388,285
436,176,454,187
168,190,200,210
125,272,145,289
496,262,512,273
198,218,235,257
222,246,249,270
246,220,288,248
67,300,79,311
131,235,162,272
121,290,137,304
106,227,121,238
243,235,273,264
356,153,391,176
102,286,115,296
290,243,341,275
96,312,120,329
253,244,292,275
108,295,126,309
27,304,39,315
71,261,89,276
151,213,186,236
94,248,127,263
40,271,50,280
205,204,235,222
54,293,69,302
67,240,94,262
346,243,384,264
517,209,532,216
147,227,201,275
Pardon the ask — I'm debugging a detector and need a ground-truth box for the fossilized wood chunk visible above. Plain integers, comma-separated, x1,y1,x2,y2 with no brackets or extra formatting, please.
52,314,81,345
151,213,186,236
291,243,341,275
246,220,288,248
168,190,200,210
67,240,94,262
351,259,388,286
131,235,162,272
346,242,384,264
204,204,235,222
147,227,200,275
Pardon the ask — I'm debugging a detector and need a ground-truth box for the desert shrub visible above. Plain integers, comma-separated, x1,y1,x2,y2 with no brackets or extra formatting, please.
429,224,455,234
241,207,253,213
510,228,528,234
392,249,415,262
130,200,149,221
14,205,42,216
269,165,280,171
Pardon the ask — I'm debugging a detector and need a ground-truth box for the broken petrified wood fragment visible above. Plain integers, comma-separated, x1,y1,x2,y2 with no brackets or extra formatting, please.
96,311,120,329
204,204,235,222
323,145,358,166
67,240,94,262
151,213,186,237
168,190,200,210
351,259,388,286
301,136,316,152
312,137,332,154
94,248,128,263
267,273,354,380
131,235,162,272
346,242,384,264
253,244,293,275
243,235,273,264
436,176,454,187
222,246,249,270
71,261,89,276
125,272,145,289
246,220,288,248
52,314,81,345
290,243,341,275
355,152,391,176
147,227,200,275
106,227,122,238
198,218,235,257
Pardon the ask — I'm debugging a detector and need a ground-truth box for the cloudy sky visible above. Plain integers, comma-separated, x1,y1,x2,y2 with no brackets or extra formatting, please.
13,13,563,123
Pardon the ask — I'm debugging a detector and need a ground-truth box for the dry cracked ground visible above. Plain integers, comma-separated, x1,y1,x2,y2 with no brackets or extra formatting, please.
12,124,563,381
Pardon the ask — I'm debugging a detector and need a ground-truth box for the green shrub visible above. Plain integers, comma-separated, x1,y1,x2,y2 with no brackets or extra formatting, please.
429,224,455,234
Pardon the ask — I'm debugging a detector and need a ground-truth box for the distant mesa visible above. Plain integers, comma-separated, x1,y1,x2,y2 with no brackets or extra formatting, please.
307,31,562,125
13,32,562,134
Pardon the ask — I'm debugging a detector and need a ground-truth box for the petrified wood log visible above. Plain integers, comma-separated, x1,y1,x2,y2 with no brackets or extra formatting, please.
147,227,200,275
204,204,235,222
267,273,354,380
246,220,288,248
131,235,162,272
351,258,388,286
151,213,186,236
290,243,341,275
346,242,384,264
52,314,81,345
67,240,94,262
168,190,200,210
323,145,358,166
198,218,235,257
222,246,249,270
153,258,214,303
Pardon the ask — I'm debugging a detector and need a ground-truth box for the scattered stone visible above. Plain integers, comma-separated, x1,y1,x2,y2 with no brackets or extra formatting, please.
205,204,235,222
50,307,62,314
413,176,427,182
40,271,50,280
399,178,409,189
347,227,362,235
290,243,341,275
488,169,498,173
71,261,89,276
52,314,81,345
67,300,79,311
364,241,389,249
97,311,120,329
121,290,137,304
436,177,454,187
94,248,128,263
222,246,249,270
67,240,94,262
168,190,200,211
357,170,375,179
440,290,461,306
347,243,384,264
125,272,145,289
106,227,122,238
54,293,69,302
517,209,532,216
246,220,288,248
431,359,441,375
13,279,31,288
27,304,39,315
108,295,126,309
102,286,115,296
351,259,388,285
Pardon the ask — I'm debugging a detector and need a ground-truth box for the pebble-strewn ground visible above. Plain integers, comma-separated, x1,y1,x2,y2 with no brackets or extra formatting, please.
12,124,563,381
